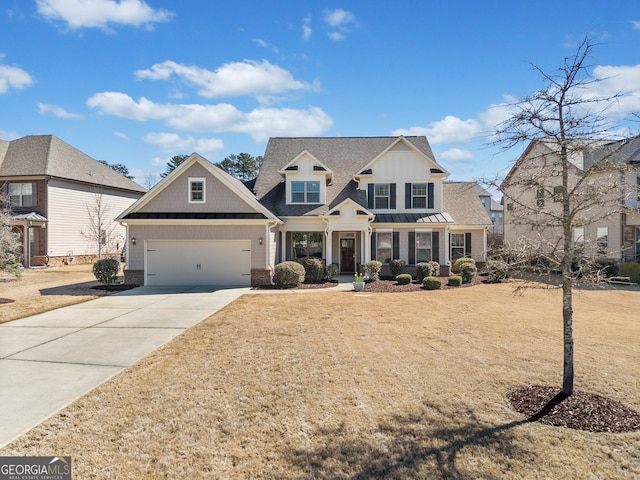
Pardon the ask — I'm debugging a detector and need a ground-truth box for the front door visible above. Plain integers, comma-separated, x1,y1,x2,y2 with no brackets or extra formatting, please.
340,238,355,273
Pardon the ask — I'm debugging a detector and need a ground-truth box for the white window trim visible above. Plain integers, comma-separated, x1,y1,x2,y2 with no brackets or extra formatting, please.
290,181,321,204
188,177,206,204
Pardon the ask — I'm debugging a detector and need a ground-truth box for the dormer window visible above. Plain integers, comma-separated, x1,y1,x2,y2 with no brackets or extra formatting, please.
189,178,205,203
292,181,320,203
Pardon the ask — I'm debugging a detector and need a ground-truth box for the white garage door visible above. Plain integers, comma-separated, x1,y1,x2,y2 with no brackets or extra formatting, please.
145,240,251,286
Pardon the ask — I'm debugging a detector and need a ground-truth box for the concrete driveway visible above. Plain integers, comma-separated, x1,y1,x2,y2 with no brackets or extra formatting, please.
0,285,250,448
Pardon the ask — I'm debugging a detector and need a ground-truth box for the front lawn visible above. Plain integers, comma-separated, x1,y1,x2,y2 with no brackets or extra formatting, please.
2,282,638,478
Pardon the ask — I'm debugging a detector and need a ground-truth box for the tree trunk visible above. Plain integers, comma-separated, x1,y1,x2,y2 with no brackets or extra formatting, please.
562,280,574,395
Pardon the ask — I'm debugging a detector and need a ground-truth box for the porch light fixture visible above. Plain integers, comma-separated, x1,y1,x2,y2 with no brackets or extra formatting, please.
259,237,263,245
131,237,137,245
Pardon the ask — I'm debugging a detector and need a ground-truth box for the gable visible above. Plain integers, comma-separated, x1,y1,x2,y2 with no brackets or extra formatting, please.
138,162,256,214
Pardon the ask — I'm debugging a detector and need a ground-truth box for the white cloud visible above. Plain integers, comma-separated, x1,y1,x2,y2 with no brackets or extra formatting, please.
0,130,20,140
323,8,356,41
113,131,130,140
631,20,640,30
87,92,333,142
392,115,481,145
37,102,82,119
302,18,312,41
0,64,34,93
142,132,225,159
439,148,473,161
135,59,314,99
584,64,640,118
252,38,279,54
36,0,173,31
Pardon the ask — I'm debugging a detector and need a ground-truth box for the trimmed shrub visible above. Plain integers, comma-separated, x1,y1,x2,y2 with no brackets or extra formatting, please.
452,257,476,273
365,260,383,282
396,273,412,285
485,260,509,283
93,258,120,285
299,257,324,283
415,262,433,282
459,262,477,283
273,261,305,288
325,263,339,281
390,258,406,277
428,261,440,277
448,275,462,287
620,262,640,283
422,276,442,290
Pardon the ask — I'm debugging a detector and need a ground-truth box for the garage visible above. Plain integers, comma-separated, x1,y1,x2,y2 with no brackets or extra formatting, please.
145,240,251,286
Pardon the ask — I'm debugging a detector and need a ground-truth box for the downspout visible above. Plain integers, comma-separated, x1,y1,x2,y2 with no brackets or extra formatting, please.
266,220,279,285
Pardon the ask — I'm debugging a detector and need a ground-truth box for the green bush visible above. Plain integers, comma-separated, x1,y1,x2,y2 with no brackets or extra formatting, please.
415,262,433,282
620,262,640,283
428,261,440,277
365,260,382,281
452,257,476,273
273,261,305,288
422,276,442,290
325,263,339,281
299,257,324,283
448,275,462,287
93,258,120,285
459,263,477,283
485,260,509,283
396,273,412,285
390,258,405,277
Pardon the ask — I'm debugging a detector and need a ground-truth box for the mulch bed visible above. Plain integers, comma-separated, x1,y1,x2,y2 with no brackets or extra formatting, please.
0,298,15,305
254,276,488,291
91,284,139,292
507,385,640,433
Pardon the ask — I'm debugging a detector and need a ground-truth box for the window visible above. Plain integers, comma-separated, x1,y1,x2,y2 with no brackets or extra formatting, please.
292,181,320,203
189,178,205,203
553,186,564,202
451,233,465,260
292,232,323,259
412,183,427,209
597,227,608,255
573,227,585,243
415,232,432,263
636,176,640,202
9,183,33,207
536,189,545,208
506,203,513,211
636,227,640,258
376,232,393,264
374,184,390,209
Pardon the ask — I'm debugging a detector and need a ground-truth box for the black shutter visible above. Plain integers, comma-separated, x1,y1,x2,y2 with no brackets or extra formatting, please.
409,232,415,264
428,182,434,209
432,231,439,262
371,232,376,260
390,183,396,209
368,184,374,209
405,183,412,209
465,232,472,257
393,231,399,259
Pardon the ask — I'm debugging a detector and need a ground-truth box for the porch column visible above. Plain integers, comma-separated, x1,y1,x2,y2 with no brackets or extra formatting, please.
324,227,333,265
364,221,372,263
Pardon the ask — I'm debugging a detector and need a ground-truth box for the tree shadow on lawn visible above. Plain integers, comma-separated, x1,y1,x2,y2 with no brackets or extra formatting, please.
285,401,537,479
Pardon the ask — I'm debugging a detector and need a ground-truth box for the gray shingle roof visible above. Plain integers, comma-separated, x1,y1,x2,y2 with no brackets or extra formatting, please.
443,182,493,226
0,135,146,193
254,136,438,216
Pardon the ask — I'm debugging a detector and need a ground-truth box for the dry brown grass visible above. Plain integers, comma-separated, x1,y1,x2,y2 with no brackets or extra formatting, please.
0,265,112,324
2,281,639,478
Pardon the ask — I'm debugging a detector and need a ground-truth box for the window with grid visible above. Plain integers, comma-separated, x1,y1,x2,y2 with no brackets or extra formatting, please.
373,184,390,209
9,183,33,207
376,232,392,264
596,227,608,255
415,232,432,262
189,178,205,203
451,233,465,260
412,183,427,208
292,181,320,203
536,189,545,208
292,232,323,259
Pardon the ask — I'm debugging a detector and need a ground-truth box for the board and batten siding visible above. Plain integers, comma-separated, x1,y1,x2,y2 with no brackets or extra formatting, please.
47,179,141,257
127,224,267,270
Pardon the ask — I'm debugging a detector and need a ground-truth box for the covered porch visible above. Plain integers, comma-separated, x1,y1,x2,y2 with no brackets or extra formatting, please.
10,212,48,268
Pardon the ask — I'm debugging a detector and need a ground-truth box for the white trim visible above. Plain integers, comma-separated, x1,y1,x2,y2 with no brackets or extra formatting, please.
188,177,206,203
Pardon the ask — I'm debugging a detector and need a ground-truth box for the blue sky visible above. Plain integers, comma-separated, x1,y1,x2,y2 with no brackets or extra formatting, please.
2,0,640,188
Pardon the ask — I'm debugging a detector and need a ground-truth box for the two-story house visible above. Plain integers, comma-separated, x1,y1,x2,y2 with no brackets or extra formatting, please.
1,135,146,267
118,136,491,286
501,136,640,263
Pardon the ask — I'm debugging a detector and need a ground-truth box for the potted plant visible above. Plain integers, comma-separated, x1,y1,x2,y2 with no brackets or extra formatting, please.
353,272,366,291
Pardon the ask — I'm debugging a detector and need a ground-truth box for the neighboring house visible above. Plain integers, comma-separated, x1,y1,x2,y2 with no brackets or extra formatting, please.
501,136,640,263
0,135,146,267
119,136,491,286
474,184,503,236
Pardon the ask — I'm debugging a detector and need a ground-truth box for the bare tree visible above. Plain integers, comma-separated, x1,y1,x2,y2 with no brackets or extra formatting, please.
0,192,22,277
81,191,123,261
488,36,637,396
